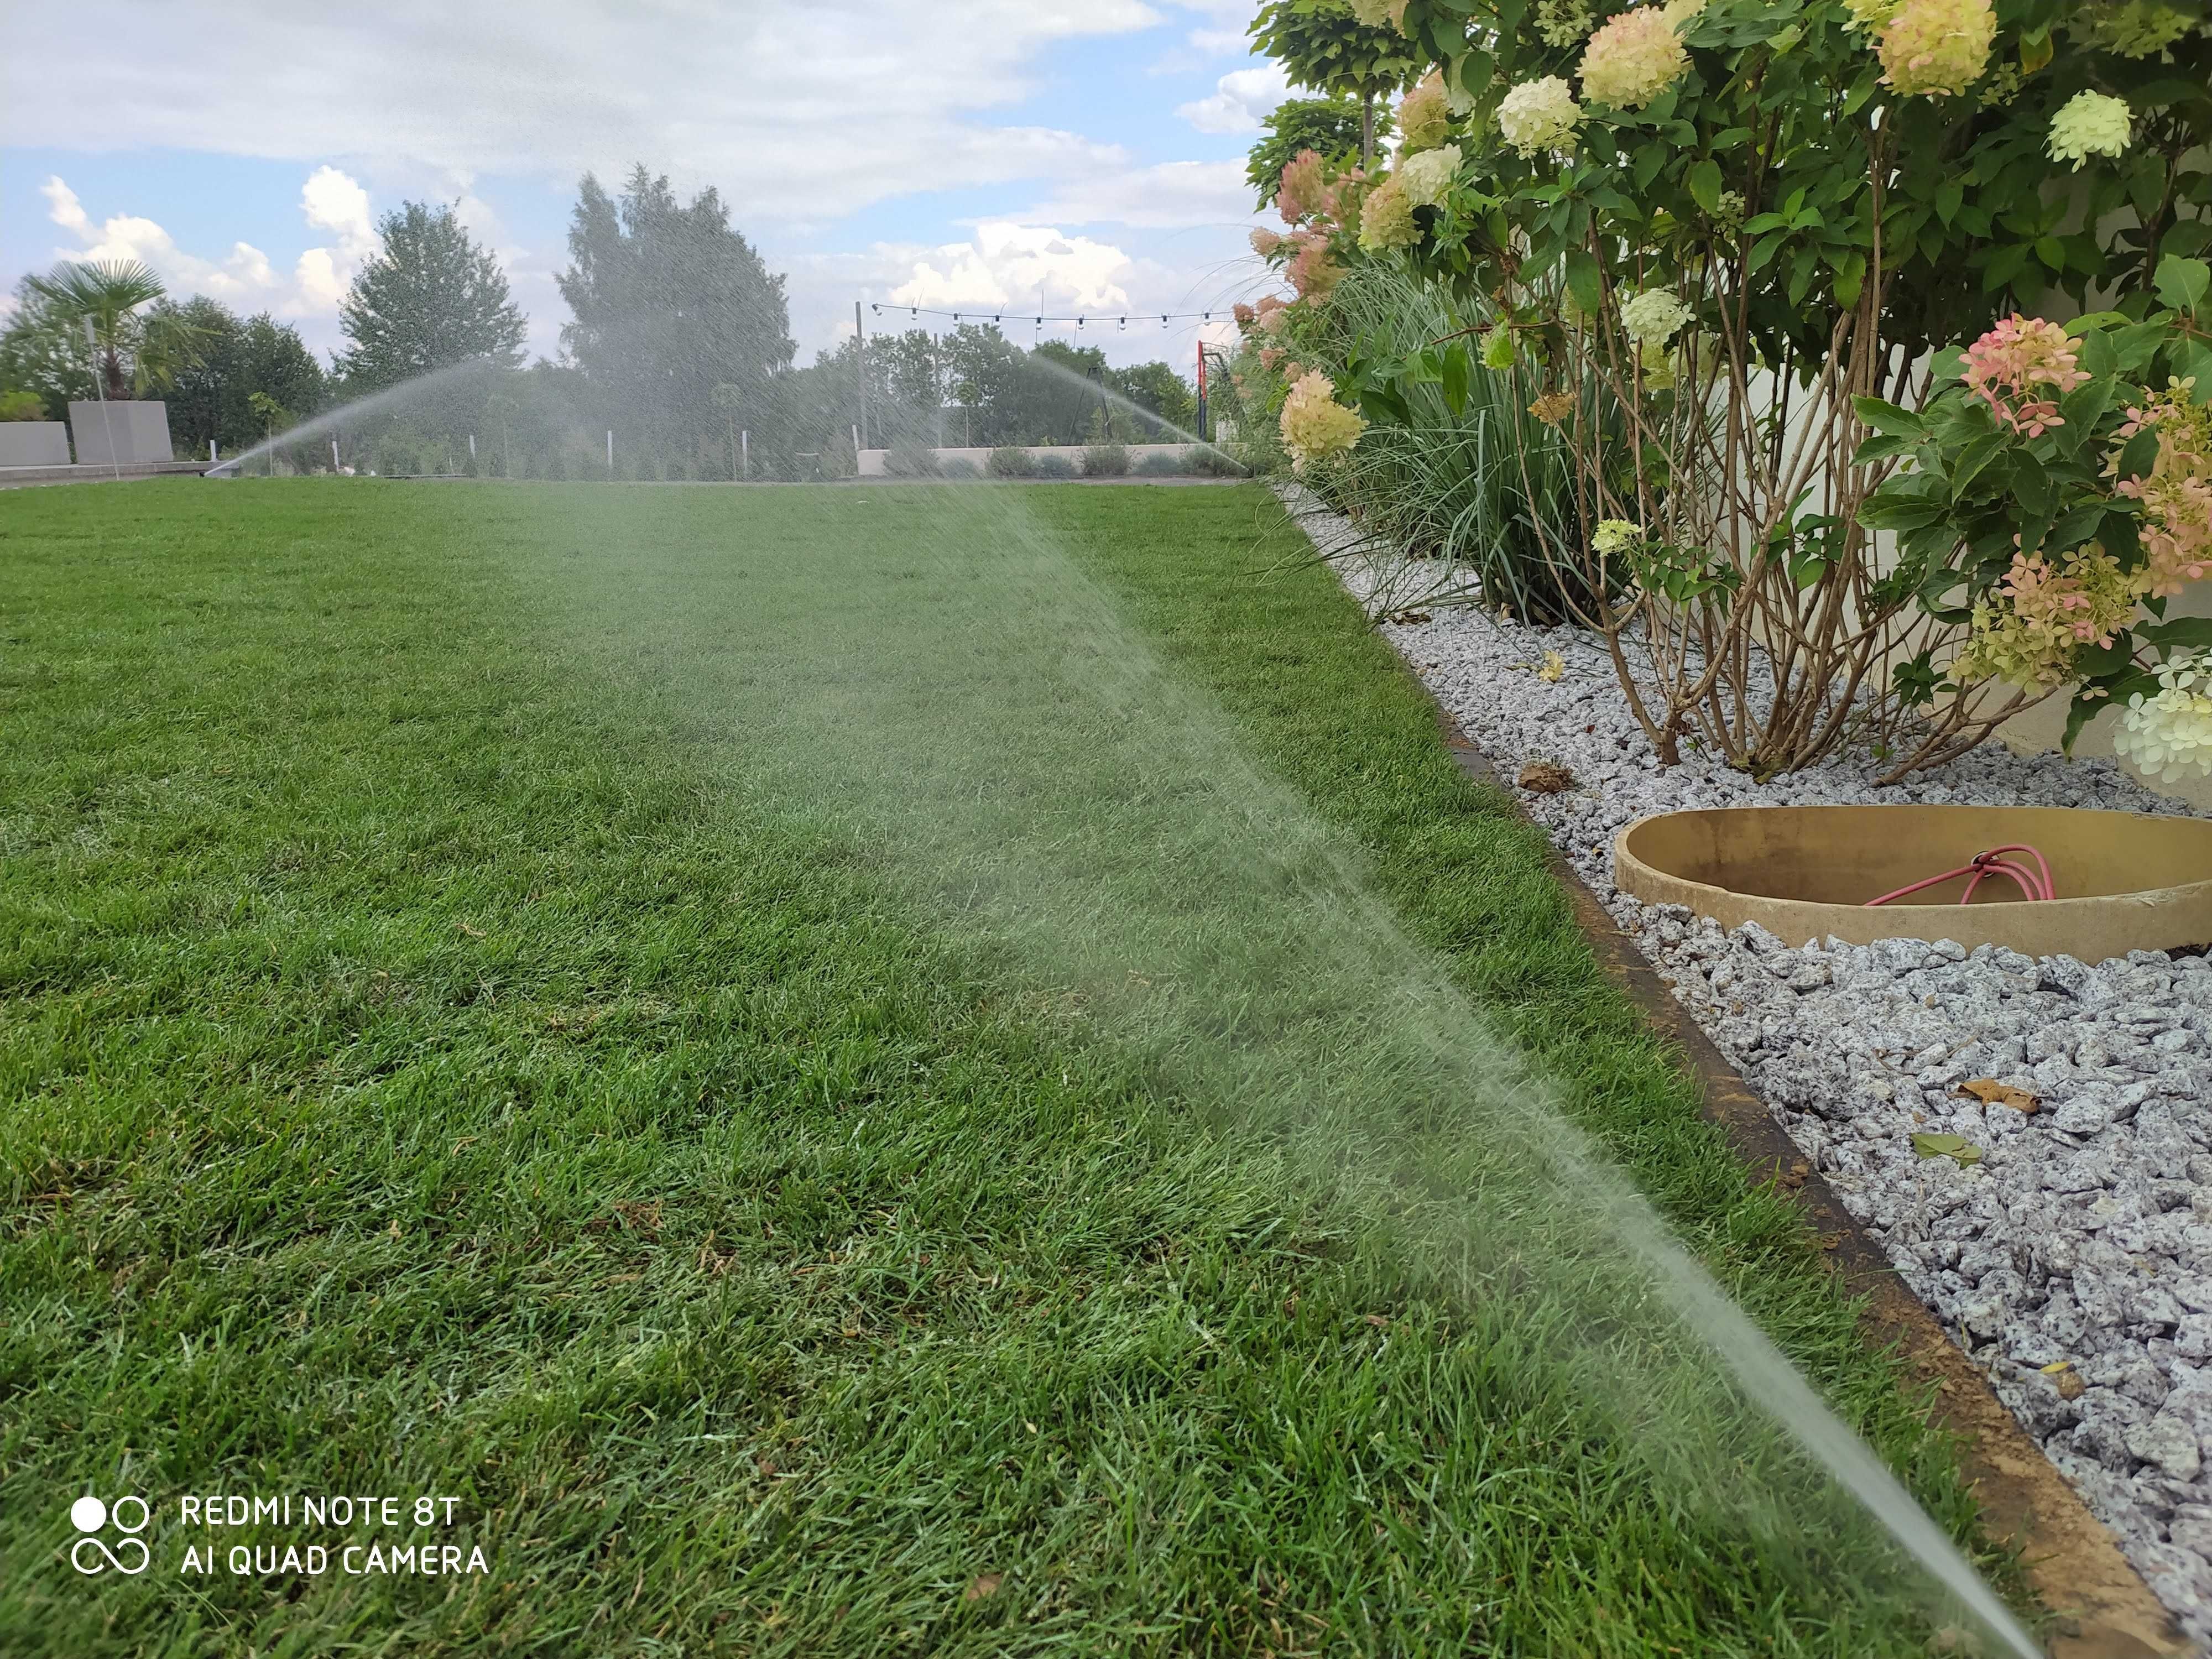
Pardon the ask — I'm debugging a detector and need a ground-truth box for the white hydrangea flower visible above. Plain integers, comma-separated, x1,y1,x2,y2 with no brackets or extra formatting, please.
1397,144,1462,208
2114,654,2212,783
1498,77,1585,158
1619,287,1694,346
2047,91,2134,171
1592,519,1641,556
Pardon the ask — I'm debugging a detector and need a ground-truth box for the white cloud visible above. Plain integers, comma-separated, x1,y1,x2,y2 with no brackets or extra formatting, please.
39,169,384,336
886,223,1135,314
1018,160,1255,229
1189,27,1250,54
6,1,1168,225
1176,65,1289,134
300,165,377,263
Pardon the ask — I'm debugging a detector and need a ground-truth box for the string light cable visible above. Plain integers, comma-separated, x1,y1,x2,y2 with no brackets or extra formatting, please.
870,302,1228,332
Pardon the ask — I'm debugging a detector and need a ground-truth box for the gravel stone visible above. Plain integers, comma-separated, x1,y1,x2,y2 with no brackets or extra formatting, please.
1296,486,2212,1644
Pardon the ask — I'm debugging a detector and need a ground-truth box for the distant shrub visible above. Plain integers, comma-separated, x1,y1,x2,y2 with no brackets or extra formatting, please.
988,445,1034,478
937,456,981,479
1031,452,1077,480
1134,450,1188,477
1189,445,1247,477
1082,442,1129,478
0,389,46,421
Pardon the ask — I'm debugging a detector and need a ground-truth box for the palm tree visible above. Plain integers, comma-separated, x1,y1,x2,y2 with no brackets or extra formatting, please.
24,260,207,399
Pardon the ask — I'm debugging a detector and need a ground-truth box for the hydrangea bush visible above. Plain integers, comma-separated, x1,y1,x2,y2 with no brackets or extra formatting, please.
1860,264,2212,770
1238,0,2212,780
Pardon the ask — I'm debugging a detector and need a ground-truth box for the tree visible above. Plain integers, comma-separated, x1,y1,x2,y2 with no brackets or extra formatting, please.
156,298,326,458
1108,361,1198,437
556,166,795,451
1250,2,1421,166
19,260,207,400
0,277,81,420
1246,97,1385,207
337,202,526,390
943,324,1023,445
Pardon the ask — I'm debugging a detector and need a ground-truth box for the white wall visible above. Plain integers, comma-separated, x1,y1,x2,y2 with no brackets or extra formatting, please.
857,442,1202,478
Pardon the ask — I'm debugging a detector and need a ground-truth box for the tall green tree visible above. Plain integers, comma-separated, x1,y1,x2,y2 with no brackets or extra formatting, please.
156,298,326,457
336,202,526,390
556,165,795,450
1250,2,1421,165
1246,96,1386,207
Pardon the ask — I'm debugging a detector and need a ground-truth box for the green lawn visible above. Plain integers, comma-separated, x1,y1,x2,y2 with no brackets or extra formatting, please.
2,478,2009,1656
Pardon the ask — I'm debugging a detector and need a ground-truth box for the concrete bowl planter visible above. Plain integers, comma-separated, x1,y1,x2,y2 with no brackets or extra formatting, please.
1614,804,2212,958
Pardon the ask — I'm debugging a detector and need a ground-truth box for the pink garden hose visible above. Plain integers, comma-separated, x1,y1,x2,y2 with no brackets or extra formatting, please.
1865,844,2055,907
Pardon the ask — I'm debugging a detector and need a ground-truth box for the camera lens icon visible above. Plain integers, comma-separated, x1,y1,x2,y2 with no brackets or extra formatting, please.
70,1494,149,1575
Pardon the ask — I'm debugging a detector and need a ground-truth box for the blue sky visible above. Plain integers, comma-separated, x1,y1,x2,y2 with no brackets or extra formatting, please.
2,1,1292,373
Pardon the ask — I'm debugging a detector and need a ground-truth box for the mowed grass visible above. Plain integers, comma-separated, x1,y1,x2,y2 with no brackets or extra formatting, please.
1,478,2001,1656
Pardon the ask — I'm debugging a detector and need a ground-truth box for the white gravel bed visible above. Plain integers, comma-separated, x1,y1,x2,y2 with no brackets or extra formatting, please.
1283,485,2212,1641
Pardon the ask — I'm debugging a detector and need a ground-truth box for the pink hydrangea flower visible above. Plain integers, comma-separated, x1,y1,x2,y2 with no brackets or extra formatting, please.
1958,315,2090,438
1277,150,1326,225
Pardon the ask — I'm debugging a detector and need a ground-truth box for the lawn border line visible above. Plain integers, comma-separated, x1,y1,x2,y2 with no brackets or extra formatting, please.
1411,679,2183,1658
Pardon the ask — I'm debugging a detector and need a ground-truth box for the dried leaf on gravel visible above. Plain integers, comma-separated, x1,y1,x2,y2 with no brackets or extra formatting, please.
1955,1078,2038,1114
1910,1132,1984,1167
1517,760,1575,794
1537,649,1566,682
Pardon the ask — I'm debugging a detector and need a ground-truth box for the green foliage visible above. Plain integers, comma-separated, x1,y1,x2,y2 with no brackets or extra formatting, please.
1251,0,2212,774
1264,264,1619,622
154,298,326,459
558,166,795,450
19,259,207,400
0,278,82,420
0,389,45,421
1855,267,2212,748
338,202,526,391
1081,441,1129,477
1248,96,1384,206
1393,0,2212,374
988,443,1035,477
1252,1,1423,107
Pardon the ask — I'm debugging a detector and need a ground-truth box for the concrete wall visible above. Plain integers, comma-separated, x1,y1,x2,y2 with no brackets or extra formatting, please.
857,442,1201,478
0,422,71,468
68,401,174,466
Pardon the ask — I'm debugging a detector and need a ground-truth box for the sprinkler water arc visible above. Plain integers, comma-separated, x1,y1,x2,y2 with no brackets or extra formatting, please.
206,357,502,478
